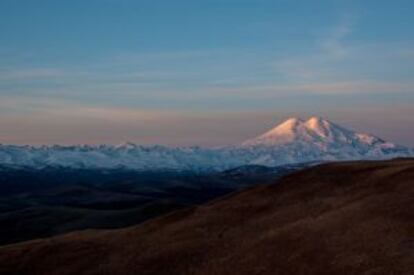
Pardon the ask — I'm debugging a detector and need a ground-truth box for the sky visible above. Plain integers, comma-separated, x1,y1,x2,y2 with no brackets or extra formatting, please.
0,0,413,146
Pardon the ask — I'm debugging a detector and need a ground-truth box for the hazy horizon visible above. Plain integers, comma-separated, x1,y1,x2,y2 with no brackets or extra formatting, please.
1,0,413,146
1,111,413,147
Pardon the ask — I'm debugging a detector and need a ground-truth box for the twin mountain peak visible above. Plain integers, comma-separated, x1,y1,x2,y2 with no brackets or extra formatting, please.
242,116,381,147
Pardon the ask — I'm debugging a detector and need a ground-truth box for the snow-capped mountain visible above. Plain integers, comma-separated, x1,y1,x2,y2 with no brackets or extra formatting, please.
0,117,412,171
238,116,412,166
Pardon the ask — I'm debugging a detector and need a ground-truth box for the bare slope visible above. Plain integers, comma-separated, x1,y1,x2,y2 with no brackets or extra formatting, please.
0,159,413,275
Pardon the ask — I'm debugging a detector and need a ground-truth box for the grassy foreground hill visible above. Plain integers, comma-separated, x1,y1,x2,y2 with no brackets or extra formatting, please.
0,159,413,275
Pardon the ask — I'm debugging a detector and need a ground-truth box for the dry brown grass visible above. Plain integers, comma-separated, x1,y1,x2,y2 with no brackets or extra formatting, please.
0,159,413,275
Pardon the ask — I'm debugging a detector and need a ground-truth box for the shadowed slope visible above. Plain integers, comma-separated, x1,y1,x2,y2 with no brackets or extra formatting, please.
0,159,413,275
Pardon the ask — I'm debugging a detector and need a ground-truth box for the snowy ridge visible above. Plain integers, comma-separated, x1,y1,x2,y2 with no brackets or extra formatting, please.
0,117,412,171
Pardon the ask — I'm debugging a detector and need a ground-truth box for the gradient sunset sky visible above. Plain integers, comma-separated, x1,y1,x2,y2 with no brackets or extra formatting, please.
1,0,413,146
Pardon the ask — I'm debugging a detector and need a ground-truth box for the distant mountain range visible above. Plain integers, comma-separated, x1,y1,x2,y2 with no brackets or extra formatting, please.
0,117,412,171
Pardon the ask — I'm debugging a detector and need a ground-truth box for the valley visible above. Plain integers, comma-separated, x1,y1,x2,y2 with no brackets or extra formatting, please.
0,159,412,275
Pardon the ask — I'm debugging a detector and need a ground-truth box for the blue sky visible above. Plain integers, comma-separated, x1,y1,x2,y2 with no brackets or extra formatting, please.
0,0,414,146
